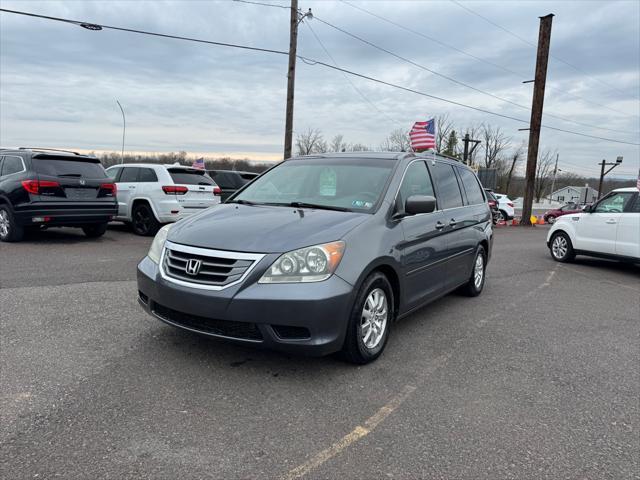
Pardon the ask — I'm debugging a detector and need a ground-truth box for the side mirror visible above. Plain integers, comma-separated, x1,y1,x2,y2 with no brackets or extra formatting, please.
405,195,436,215
583,204,593,213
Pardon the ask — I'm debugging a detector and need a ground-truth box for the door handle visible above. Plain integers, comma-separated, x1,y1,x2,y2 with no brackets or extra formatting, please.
435,221,445,230
449,219,457,227
605,219,617,224
128,186,136,189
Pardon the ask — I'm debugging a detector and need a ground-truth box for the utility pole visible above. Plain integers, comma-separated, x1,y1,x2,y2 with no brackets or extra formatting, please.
462,133,481,166
549,152,559,202
116,100,126,164
521,14,554,225
597,156,623,199
283,0,299,160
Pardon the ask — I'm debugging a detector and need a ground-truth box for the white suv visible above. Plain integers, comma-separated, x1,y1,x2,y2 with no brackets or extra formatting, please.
547,187,639,263
493,193,515,221
105,163,221,235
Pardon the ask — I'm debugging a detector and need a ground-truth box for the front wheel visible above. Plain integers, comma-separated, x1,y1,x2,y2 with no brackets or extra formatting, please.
459,245,486,297
82,223,108,238
342,272,394,364
549,232,575,262
547,216,556,224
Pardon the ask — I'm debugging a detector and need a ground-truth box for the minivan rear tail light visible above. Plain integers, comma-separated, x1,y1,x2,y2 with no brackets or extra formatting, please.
507,202,514,207
21,179,60,194
162,185,188,195
213,186,221,196
99,183,117,196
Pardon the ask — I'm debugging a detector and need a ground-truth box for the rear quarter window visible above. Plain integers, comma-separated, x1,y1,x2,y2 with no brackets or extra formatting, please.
431,163,464,209
33,157,106,178
1,156,24,176
457,167,485,205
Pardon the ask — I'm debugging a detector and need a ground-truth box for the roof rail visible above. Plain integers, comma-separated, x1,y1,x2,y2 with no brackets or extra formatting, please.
19,147,80,155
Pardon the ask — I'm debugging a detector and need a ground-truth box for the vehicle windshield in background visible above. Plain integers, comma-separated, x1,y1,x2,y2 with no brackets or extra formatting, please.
33,157,107,178
232,158,394,212
168,169,216,185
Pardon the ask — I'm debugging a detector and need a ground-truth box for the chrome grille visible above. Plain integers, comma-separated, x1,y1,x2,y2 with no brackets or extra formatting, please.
160,241,264,290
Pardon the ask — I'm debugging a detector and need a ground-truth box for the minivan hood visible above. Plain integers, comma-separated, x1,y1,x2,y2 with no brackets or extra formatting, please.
168,204,369,253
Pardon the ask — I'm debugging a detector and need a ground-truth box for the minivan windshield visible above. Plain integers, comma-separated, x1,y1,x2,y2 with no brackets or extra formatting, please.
232,158,394,212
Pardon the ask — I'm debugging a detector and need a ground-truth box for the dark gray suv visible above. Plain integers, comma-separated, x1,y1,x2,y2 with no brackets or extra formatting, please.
137,152,492,363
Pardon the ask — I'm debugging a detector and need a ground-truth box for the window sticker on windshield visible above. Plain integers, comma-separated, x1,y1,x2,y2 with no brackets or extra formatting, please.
319,168,337,196
352,200,373,209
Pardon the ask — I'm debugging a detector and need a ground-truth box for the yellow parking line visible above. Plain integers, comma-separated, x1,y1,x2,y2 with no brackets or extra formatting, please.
281,384,417,480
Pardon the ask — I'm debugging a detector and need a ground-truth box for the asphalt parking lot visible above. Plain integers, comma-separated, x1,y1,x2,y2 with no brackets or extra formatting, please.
1,225,638,479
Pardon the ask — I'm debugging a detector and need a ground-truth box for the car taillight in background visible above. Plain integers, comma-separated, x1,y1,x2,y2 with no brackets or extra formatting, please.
162,185,188,195
99,183,117,197
488,200,496,207
213,186,221,196
21,179,60,194
507,202,514,207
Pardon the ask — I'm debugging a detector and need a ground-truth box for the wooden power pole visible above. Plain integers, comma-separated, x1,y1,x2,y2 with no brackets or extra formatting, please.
521,14,554,225
283,0,299,160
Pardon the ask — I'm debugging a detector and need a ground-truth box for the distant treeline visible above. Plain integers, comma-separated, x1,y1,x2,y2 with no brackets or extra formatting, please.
96,151,273,173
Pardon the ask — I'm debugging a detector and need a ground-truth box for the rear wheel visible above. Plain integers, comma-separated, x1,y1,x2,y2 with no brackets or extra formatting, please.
550,232,575,262
342,272,394,364
547,216,556,224
0,206,24,242
498,210,507,222
459,245,486,297
82,223,108,238
132,203,160,236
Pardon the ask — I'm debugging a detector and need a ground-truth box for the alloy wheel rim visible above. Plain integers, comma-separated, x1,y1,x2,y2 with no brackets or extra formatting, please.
548,216,555,224
474,254,484,289
361,288,388,349
0,210,10,238
552,236,567,258
134,208,150,234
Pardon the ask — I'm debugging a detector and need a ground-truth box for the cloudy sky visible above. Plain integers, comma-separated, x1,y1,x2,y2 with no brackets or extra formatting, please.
1,0,638,177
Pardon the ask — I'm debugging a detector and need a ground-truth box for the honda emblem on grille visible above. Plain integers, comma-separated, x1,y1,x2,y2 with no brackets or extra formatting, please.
79,179,86,186
185,259,202,276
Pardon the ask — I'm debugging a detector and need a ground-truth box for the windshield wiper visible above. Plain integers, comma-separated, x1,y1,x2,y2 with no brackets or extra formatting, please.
227,199,259,206
287,202,352,212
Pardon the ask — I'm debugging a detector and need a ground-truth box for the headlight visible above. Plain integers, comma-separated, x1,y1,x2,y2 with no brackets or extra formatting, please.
259,241,345,283
147,224,172,264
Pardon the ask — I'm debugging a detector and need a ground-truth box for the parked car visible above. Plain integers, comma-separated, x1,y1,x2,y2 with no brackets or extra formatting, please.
105,163,221,236
547,187,639,263
484,189,500,225
543,202,583,224
137,152,493,364
0,148,117,242
492,193,515,221
207,170,259,202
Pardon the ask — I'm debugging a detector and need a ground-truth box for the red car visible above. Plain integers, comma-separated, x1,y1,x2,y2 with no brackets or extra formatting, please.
543,203,583,224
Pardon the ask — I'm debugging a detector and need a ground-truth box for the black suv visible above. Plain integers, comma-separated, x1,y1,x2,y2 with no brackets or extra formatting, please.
0,148,118,242
207,170,259,202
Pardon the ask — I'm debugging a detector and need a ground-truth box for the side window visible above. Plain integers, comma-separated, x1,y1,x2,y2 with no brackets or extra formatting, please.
1,156,24,176
138,168,158,183
398,161,435,207
0,157,4,176
630,195,640,213
106,167,121,181
595,192,634,213
457,167,485,205
431,162,464,209
119,167,139,183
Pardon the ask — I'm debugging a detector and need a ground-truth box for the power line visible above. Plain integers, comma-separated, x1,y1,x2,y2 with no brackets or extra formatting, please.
303,21,405,129
450,0,640,101
313,15,638,136
340,0,638,119
1,7,638,147
233,0,290,10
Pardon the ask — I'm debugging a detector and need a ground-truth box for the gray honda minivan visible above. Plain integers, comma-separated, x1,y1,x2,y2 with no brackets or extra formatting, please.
137,152,492,363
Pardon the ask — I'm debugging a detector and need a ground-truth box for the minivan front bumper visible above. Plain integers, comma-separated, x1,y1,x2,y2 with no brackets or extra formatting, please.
137,256,354,356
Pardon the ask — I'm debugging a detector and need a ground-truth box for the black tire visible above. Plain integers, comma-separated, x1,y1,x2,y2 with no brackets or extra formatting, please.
0,205,24,242
498,210,507,222
549,231,575,263
82,223,108,238
459,245,487,297
131,203,160,236
342,272,394,365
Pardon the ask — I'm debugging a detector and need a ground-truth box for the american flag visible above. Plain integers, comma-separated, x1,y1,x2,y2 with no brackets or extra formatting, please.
192,158,205,170
409,119,436,151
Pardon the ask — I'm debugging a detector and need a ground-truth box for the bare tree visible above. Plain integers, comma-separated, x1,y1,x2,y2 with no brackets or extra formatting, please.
480,124,510,168
380,128,410,152
436,114,454,152
329,134,347,153
534,149,556,202
503,144,524,196
348,143,371,152
443,130,460,158
295,128,327,156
